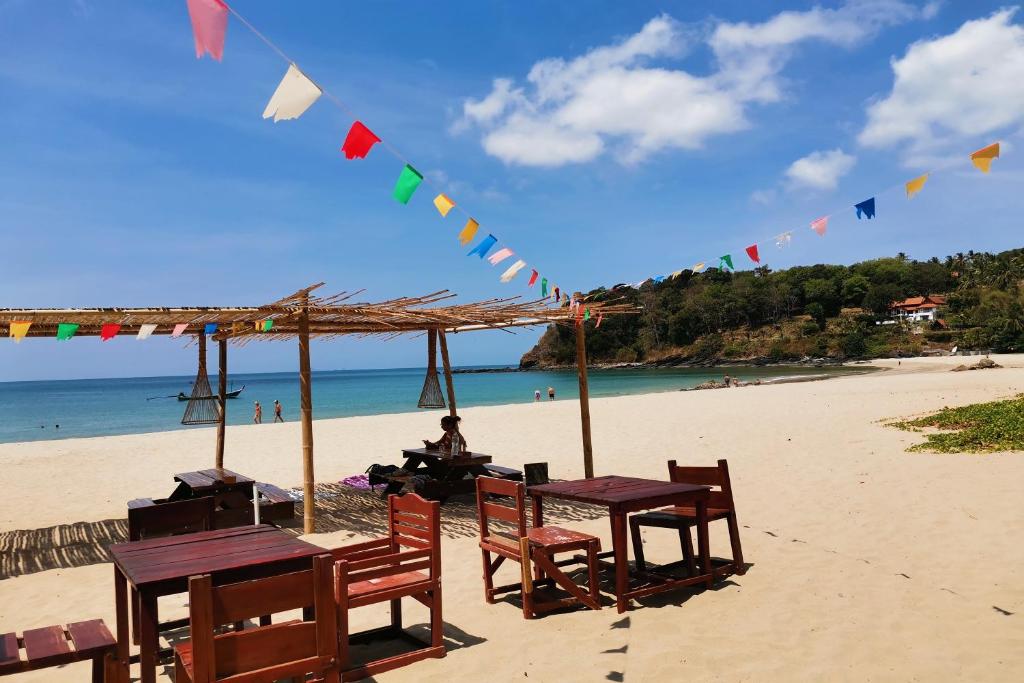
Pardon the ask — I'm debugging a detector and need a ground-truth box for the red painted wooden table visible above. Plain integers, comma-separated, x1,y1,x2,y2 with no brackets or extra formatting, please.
528,476,713,613
108,524,323,683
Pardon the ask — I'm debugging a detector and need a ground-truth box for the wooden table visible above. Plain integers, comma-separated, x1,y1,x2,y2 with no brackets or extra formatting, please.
109,525,323,683
386,448,495,500
528,476,713,613
169,467,254,503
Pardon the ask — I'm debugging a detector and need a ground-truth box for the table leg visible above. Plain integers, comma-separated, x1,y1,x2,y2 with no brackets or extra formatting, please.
530,495,545,581
610,511,629,613
138,590,159,683
696,498,712,588
113,566,130,683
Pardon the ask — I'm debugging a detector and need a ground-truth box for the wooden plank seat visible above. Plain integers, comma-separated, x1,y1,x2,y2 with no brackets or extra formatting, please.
482,464,523,481
476,476,601,619
629,459,745,577
0,620,117,681
329,493,445,682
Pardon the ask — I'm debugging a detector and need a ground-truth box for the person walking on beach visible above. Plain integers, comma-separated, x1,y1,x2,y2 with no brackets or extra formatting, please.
534,389,541,402
253,401,262,424
273,399,284,422
547,386,555,400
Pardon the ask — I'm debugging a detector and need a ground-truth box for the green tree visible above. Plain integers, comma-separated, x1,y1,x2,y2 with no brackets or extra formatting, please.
841,275,871,307
805,302,826,330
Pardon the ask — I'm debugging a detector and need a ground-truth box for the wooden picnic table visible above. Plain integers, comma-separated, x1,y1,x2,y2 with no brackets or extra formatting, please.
528,476,713,613
108,524,323,683
382,448,497,500
169,467,254,502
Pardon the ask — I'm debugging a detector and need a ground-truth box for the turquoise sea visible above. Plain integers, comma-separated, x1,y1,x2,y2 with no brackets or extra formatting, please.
0,365,863,444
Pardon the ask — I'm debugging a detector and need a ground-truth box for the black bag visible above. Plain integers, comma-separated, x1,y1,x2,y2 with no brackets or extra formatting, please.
365,463,400,488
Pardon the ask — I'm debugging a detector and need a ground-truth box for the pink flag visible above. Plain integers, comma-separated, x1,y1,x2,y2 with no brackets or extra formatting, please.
171,323,189,338
596,313,604,328
811,216,829,237
487,248,513,265
527,270,539,287
186,0,229,61
745,244,760,264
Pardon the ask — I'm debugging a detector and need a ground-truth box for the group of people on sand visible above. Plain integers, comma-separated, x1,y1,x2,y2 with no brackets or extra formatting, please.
533,386,556,401
722,374,761,388
252,399,284,424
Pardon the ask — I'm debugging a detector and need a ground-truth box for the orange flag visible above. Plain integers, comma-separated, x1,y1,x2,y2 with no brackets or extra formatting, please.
970,142,999,173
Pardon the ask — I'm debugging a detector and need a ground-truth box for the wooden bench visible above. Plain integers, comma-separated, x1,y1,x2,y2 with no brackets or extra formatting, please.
0,620,118,681
483,464,523,481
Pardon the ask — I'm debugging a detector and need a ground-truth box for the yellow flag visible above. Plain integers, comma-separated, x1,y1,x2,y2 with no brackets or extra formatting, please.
970,142,1000,173
433,193,455,217
905,174,928,199
458,218,479,245
9,321,31,343
692,262,705,272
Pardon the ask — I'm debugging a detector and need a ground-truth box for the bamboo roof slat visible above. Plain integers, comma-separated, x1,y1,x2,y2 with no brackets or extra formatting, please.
0,283,640,340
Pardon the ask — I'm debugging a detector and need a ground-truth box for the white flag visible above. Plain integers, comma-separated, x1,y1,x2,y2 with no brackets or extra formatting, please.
262,64,321,122
500,259,527,283
136,324,157,340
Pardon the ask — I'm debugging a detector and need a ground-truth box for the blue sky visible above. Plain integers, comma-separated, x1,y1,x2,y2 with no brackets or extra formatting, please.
1,0,1022,381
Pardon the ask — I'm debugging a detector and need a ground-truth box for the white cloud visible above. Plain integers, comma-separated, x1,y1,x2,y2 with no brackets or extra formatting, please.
458,2,930,166
750,188,777,205
785,148,857,190
859,9,1024,164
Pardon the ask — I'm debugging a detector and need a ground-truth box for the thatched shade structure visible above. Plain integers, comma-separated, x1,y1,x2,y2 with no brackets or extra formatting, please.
1,283,638,532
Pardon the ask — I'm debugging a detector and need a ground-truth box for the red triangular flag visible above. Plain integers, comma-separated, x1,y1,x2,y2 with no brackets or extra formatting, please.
745,244,760,264
186,0,229,61
100,323,121,341
341,121,381,159
596,313,603,328
527,270,538,287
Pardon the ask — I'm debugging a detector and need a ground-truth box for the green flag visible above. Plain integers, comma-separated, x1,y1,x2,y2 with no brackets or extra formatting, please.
392,164,423,204
56,323,79,341
263,319,273,332
541,278,548,297
719,254,734,271
584,308,591,321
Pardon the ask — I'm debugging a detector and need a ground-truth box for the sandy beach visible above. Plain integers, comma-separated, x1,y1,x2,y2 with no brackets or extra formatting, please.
1,354,1022,681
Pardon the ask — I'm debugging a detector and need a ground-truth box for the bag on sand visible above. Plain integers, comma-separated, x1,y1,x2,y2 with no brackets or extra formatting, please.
365,464,400,488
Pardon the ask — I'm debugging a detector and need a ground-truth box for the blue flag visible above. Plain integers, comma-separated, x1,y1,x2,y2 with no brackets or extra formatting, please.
855,197,876,219
204,323,218,335
467,234,498,259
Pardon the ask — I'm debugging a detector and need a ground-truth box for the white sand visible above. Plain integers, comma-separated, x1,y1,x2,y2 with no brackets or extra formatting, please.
1,355,1022,681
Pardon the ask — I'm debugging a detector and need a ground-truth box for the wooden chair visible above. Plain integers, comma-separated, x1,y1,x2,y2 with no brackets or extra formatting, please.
329,493,444,682
628,459,745,576
127,496,216,542
127,496,217,645
173,554,339,683
476,476,602,618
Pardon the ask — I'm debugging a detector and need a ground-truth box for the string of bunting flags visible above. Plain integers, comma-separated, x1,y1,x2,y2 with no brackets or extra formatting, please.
616,141,1000,288
180,1,1004,320
7,318,274,343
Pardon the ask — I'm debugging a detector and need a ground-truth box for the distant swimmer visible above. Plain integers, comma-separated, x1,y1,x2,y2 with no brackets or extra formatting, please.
534,389,541,402
253,401,262,424
547,386,555,401
274,399,284,423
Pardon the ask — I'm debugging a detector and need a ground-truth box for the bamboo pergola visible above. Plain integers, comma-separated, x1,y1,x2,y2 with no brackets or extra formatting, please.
1,284,638,532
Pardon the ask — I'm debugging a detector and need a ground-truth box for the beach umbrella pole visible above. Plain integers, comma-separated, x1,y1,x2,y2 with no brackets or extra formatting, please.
298,301,315,533
438,328,457,417
215,338,227,469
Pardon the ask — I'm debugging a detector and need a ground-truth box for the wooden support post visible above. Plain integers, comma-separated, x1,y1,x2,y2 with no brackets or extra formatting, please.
575,317,594,478
215,338,227,469
438,328,457,417
298,303,315,534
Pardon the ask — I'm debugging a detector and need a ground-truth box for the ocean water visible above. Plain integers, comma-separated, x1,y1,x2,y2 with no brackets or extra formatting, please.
0,365,863,444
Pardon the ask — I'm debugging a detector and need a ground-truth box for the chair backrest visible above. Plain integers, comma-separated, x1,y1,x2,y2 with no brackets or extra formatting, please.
186,553,337,683
128,496,216,541
475,476,528,542
667,459,736,510
386,493,442,580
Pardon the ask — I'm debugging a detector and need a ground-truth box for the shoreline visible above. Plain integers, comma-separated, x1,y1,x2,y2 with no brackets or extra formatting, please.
0,363,871,446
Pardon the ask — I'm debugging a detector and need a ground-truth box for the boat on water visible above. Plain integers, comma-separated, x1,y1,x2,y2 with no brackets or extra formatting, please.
177,385,245,401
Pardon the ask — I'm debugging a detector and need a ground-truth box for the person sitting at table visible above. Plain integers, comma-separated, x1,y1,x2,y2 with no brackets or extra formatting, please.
423,415,468,456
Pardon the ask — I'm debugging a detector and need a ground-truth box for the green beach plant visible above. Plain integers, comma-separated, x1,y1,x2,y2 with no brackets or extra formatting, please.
888,395,1024,453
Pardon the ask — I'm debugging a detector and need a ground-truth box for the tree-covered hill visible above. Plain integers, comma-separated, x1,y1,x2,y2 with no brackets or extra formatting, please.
520,248,1024,368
